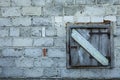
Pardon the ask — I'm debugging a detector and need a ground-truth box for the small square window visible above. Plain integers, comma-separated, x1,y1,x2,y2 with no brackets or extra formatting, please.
66,22,113,68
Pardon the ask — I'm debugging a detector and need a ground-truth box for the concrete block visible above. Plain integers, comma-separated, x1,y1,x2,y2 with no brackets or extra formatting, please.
53,58,66,67
0,27,9,37
85,0,96,4
55,16,63,23
63,16,74,23
12,17,31,26
33,38,53,47
32,0,45,6
22,7,42,16
0,38,12,47
54,37,66,47
24,68,43,77
10,27,20,37
97,0,113,4
55,23,66,37
31,27,42,37
0,58,15,67
105,6,117,15
2,48,23,57
41,57,54,67
20,27,31,37
24,48,42,57
2,67,23,77
0,0,10,6
48,48,66,57
54,0,65,5
46,27,56,37
0,18,12,26
1,7,21,17
117,16,120,26
75,0,86,4
91,16,103,22
13,38,33,46
75,16,90,23
11,0,31,6
32,17,52,26
15,57,34,68
104,16,116,22
65,0,74,5
114,37,120,47
44,68,59,77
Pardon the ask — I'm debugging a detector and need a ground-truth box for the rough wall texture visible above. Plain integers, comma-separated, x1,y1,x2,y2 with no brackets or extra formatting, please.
0,0,120,79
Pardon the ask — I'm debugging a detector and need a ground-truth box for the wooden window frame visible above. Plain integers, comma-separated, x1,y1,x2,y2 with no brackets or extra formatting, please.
66,22,114,69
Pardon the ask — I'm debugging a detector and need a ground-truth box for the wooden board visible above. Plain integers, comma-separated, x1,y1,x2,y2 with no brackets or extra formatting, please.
71,29,109,66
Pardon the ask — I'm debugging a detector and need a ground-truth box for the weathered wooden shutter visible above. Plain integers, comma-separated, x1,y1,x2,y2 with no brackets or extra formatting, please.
66,22,113,68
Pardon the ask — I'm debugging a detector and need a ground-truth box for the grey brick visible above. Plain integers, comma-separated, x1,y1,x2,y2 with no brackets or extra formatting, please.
75,0,86,4
65,0,74,5
43,5,63,16
11,0,31,6
2,48,23,57
12,17,31,26
48,48,66,57
13,38,33,46
114,37,120,47
105,6,117,15
20,27,31,37
117,16,120,26
0,27,9,37
2,67,23,77
85,0,96,4
24,48,42,57
15,57,34,68
1,7,21,17
0,58,15,67
54,37,66,47
24,68,43,77
32,17,52,26
10,27,20,37
0,38,12,47
46,27,57,37
33,38,54,47
113,0,120,5
31,27,42,37
53,58,66,67
0,18,12,26
32,0,45,6
117,6,120,15
54,0,65,5
43,68,60,77
0,0,10,7
22,7,42,16
97,0,113,4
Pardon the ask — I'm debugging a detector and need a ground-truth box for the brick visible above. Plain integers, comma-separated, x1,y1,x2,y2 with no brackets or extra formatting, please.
117,16,120,26
54,0,65,5
0,18,12,26
42,27,45,37
0,27,9,37
24,68,43,77
24,48,42,57
44,68,60,77
32,17,52,26
43,5,63,16
91,16,103,22
0,38,12,47
41,57,54,67
113,0,120,5
2,48,23,57
0,0,10,7
33,38,53,46
105,6,117,15
0,58,15,67
53,58,66,67
13,38,33,46
31,27,42,37
32,0,45,6
65,0,74,5
46,27,56,37
104,16,116,22
2,67,23,77
55,16,63,23
55,23,66,37
117,6,120,15
85,0,96,4
63,16,74,23
15,57,34,67
48,48,66,57
10,27,20,37
75,0,86,4
75,16,90,23
97,0,113,4
1,7,21,17
20,27,31,37
115,28,120,36
11,0,31,6
54,37,66,47
22,7,42,16
12,17,31,26
114,37,120,47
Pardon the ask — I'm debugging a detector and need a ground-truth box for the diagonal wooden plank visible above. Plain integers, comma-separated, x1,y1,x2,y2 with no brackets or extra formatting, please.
71,29,109,65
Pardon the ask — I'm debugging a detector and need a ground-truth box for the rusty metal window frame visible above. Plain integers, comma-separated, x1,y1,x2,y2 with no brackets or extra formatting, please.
66,22,114,69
